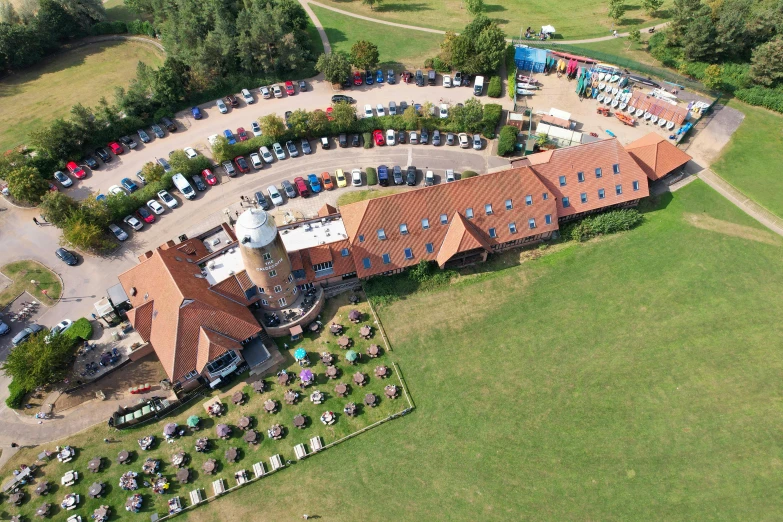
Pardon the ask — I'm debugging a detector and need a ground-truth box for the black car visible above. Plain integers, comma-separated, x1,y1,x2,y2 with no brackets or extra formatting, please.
399,101,408,113
94,147,111,162
415,70,424,86
281,179,296,199
378,165,389,187
397,130,406,144
446,133,455,146
55,248,77,266
300,139,312,155
83,156,99,169
255,191,271,210
339,134,348,148
342,75,353,89
420,128,429,145
393,165,404,185
298,80,307,92
137,129,151,143
284,111,293,129
191,175,206,191
331,94,355,104
351,134,360,147
406,166,417,186
119,135,137,149
161,117,177,132
432,129,441,146
151,124,165,139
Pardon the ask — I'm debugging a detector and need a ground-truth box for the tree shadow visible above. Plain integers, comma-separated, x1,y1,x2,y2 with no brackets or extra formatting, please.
321,27,347,47
619,17,645,27
483,4,506,13
375,2,432,12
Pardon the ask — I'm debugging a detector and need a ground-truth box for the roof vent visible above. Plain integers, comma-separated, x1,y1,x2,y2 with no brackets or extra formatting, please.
208,261,215,269
241,236,251,244
130,287,137,296
194,273,205,278
186,258,193,263
228,270,235,276
143,292,149,301
175,256,182,262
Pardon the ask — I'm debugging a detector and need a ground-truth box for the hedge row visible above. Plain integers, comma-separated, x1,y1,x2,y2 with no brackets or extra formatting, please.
734,87,783,114
89,19,156,37
497,125,518,156
365,167,378,185
566,209,644,242
6,379,28,409
487,76,502,98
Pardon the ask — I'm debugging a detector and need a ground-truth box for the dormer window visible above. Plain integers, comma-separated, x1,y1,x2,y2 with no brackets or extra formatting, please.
377,229,386,240
399,223,409,235
485,204,493,215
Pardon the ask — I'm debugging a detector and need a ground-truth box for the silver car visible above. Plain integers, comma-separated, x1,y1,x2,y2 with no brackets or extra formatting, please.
216,99,228,113
109,224,128,241
273,142,286,160
267,185,284,206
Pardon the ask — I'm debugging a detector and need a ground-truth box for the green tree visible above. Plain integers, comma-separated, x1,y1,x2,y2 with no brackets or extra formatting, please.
104,193,137,221
642,0,663,15
749,37,783,87
28,119,79,160
350,40,380,71
259,114,287,140
141,162,164,184
58,0,106,29
1,331,76,390
330,102,356,128
401,106,419,130
288,109,310,136
683,7,717,61
309,109,330,135
473,22,506,73
438,31,460,67
497,125,518,156
39,191,77,227
362,0,382,10
211,136,231,162
77,197,111,229
466,0,484,15
451,98,484,132
608,0,627,21
316,51,352,84
63,211,111,251
669,0,702,47
702,64,723,90
5,165,48,204
154,57,189,108
168,150,199,176
463,14,492,40
627,26,641,48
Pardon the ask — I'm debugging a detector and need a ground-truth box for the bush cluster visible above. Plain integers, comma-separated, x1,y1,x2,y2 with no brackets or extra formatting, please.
64,318,94,342
487,75,502,98
461,170,478,178
497,125,518,156
89,20,156,37
734,87,783,113
506,44,517,100
365,167,378,186
365,260,457,307
566,209,644,242
6,379,28,409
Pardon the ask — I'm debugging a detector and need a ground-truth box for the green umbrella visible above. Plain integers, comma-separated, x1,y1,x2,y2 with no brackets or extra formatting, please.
187,415,200,428
345,350,358,362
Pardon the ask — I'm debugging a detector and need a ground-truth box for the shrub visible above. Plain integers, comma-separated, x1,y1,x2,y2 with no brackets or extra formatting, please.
734,86,783,113
432,57,451,73
567,209,644,242
363,132,372,149
365,167,378,186
506,44,517,100
65,318,93,342
487,76,502,98
481,103,503,137
6,379,28,409
461,170,478,178
497,125,518,156
424,58,435,69
90,21,128,35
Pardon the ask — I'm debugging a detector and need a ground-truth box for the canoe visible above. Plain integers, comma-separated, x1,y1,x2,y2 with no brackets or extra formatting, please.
606,129,616,137
516,89,535,96
592,87,599,98
650,115,658,124
597,94,604,103
635,108,645,117
598,72,605,81
615,112,635,126
666,121,675,130
611,99,619,108
618,77,628,88
605,97,613,105
598,82,606,91
644,111,652,120
610,74,619,82
619,102,627,111
585,86,592,97
611,87,619,95
518,83,539,90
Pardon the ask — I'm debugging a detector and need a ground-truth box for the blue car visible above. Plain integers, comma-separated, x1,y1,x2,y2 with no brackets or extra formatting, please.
365,70,374,85
378,165,389,186
96,194,106,202
376,69,384,83
121,177,138,193
223,129,236,145
191,106,202,120
387,69,396,84
307,173,322,193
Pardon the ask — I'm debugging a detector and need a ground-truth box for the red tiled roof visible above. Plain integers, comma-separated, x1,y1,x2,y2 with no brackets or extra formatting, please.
527,138,650,218
196,328,242,374
436,212,493,267
127,301,154,342
541,114,570,129
293,240,356,283
288,250,304,271
340,166,558,278
318,203,338,217
308,245,333,265
625,133,692,181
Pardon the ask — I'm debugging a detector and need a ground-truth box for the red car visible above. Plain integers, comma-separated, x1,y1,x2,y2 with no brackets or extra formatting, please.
237,127,249,142
202,169,218,185
48,182,58,192
66,161,86,179
325,107,334,121
136,206,156,223
293,176,310,197
285,81,295,96
108,142,123,155
373,129,385,146
234,156,250,174
353,72,363,86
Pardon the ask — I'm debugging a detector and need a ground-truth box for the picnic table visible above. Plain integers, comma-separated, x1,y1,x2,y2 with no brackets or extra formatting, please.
117,450,130,464
252,380,266,393
353,372,368,386
57,446,75,462
375,365,389,378
320,411,336,425
335,383,348,397
243,430,259,444
9,491,23,505
284,390,298,405
203,396,224,416
326,365,339,379
176,468,190,484
268,425,283,440
232,391,245,405
321,352,334,365
293,415,306,429
237,416,252,430
142,458,159,474
94,504,110,521
338,336,352,348
385,384,399,399
35,481,50,496
364,393,377,407
88,457,102,472
88,482,103,498
171,452,186,468
308,321,320,332
202,459,216,474
216,424,231,439
344,402,357,417
367,344,381,358
359,325,372,339
349,310,361,323
225,447,239,463
264,399,278,413
125,494,142,512
329,323,343,335
138,435,154,451
36,502,51,517
60,493,78,510
61,470,77,486
310,390,325,404
195,438,209,452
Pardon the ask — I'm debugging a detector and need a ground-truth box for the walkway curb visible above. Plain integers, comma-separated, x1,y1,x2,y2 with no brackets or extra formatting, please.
299,0,331,55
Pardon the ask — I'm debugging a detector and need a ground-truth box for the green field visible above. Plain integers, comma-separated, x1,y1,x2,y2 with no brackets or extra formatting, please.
311,5,441,68
103,0,142,22
0,260,62,307
0,40,163,152
576,35,661,66
313,0,673,40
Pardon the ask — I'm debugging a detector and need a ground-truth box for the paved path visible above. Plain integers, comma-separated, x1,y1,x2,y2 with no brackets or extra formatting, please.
299,0,331,55
305,0,667,43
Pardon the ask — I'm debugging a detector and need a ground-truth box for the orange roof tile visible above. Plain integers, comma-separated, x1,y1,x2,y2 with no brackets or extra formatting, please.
318,203,338,217
436,212,493,267
308,245,333,265
625,133,692,181
288,250,303,271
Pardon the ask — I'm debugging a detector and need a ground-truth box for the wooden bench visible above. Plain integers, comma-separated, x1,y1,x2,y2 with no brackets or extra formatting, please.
270,454,284,471
235,470,248,485
294,443,308,460
252,462,265,478
189,488,203,506
310,436,323,452
212,479,225,496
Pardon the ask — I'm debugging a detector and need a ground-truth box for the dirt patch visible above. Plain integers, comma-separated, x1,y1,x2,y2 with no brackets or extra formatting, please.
684,212,782,245
681,103,745,164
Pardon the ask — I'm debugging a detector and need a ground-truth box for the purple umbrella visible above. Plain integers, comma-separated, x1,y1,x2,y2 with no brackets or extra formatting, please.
300,369,314,383
163,423,177,437
216,424,230,438
348,310,361,321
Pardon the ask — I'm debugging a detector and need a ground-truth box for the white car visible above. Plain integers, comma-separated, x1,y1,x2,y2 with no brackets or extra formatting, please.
207,134,220,146
260,86,271,99
241,88,254,104
351,168,362,187
446,169,456,182
376,104,385,117
439,104,449,119
157,190,178,209
425,170,435,186
216,99,228,114
443,74,452,87
147,200,165,214
272,142,286,160
410,131,419,144
108,185,125,196
251,122,262,137
458,132,470,148
123,215,143,231
54,171,72,187
259,146,274,163
46,319,73,342
473,134,482,150
184,147,198,159
267,185,284,206
249,153,263,169
109,223,128,241
386,129,396,145
364,104,373,118
272,84,283,98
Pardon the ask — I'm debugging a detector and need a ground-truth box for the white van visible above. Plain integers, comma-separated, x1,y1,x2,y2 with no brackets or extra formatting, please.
172,173,196,200
473,75,484,96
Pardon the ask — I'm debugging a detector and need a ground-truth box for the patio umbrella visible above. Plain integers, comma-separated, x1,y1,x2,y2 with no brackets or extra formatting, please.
345,350,358,362
294,348,307,360
348,310,361,321
163,423,177,436
187,415,200,428
216,424,230,438
542,24,556,34
300,368,314,382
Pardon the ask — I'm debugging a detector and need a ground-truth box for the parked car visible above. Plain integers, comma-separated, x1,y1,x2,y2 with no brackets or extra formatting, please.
121,177,138,192
203,169,218,185
402,71,412,84
375,69,384,83
147,199,165,214
260,146,274,163
241,88,254,104
216,99,229,114
191,106,202,119
376,103,385,117
267,185,284,206
285,140,299,158
365,70,374,85
273,142,286,160
120,135,137,149
222,161,236,177
136,171,146,185
260,86,271,99
389,101,397,116
425,170,435,186
378,165,389,187
399,100,409,113
281,179,296,198
406,166,417,186
191,174,206,191
410,131,419,144
48,182,58,193
473,134,482,150
284,81,295,95
439,104,449,118
254,191,270,210
331,94,354,104
458,132,470,148
237,128,248,142
443,74,452,87
351,168,362,186
303,173,319,193
432,129,441,146
454,71,462,86
322,171,334,190
54,171,72,187
301,139,312,155
234,156,250,173
386,129,396,145
445,169,456,183
249,152,263,169
293,176,309,197
158,190,178,209
108,142,123,155
95,147,111,162
298,80,307,92
446,133,455,146
364,104,373,118
351,134,361,147
223,129,236,145
343,74,353,89
124,215,143,231
108,185,125,196
251,121,262,136
272,84,283,98
161,117,177,132
225,95,239,107
157,158,172,171
335,168,347,188
397,130,406,144
420,128,429,144
387,69,396,84
320,136,330,149
373,130,385,146
393,165,404,185
415,69,424,86
109,223,128,241
151,124,165,138
353,71,363,86
137,129,151,143
55,248,77,266
339,134,348,148
12,324,43,346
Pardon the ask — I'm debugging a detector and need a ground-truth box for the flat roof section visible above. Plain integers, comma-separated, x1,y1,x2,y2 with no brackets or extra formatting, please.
203,247,245,285
279,217,348,251
202,228,234,254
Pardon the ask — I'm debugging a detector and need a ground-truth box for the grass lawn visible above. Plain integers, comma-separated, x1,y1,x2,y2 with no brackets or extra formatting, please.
310,5,441,68
313,0,673,40
305,17,326,58
0,40,163,152
577,35,661,66
103,0,142,22
336,187,407,207
711,102,783,219
0,260,62,307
